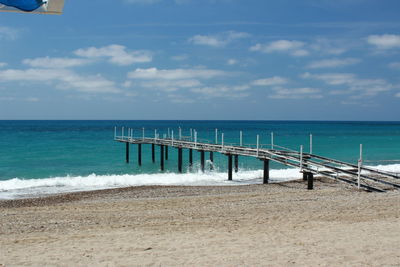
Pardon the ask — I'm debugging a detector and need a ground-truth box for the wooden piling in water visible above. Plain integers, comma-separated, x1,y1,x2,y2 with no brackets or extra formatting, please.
126,143,130,163
263,159,270,184
210,151,214,170
160,145,164,171
165,146,168,160
228,154,233,181
178,147,183,173
189,148,193,167
234,155,239,173
152,144,155,163
138,144,142,166
200,150,205,172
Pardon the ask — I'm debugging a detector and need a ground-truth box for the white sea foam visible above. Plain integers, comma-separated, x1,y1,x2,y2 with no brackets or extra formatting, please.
0,168,301,199
365,164,400,173
1,164,399,200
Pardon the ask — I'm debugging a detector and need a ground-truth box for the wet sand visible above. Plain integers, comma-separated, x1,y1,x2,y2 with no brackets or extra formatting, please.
1,178,400,266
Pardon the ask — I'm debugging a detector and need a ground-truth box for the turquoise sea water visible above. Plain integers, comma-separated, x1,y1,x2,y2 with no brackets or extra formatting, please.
1,120,400,198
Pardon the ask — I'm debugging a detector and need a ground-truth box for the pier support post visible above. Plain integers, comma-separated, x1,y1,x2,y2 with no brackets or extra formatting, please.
138,144,142,166
228,154,233,181
189,149,193,167
152,144,155,163
210,151,214,170
165,146,168,160
307,172,314,190
263,160,270,184
200,150,205,172
160,145,164,171
178,147,183,173
125,143,130,163
234,155,239,173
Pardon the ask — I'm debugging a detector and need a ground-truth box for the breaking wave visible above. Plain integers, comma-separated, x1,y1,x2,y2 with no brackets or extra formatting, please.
0,168,301,199
1,164,399,199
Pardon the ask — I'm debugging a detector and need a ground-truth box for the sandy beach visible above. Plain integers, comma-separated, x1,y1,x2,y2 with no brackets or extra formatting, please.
1,178,399,266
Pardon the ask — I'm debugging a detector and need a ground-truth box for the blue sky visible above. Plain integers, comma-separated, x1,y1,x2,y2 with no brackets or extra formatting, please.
0,0,400,120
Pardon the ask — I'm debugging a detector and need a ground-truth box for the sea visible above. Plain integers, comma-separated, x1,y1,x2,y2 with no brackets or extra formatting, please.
1,120,400,199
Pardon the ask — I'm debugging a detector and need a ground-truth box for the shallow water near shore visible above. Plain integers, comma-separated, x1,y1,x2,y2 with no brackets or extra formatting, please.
1,120,400,199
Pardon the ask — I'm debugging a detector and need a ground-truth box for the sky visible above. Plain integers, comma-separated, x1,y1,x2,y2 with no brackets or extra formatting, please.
0,0,400,120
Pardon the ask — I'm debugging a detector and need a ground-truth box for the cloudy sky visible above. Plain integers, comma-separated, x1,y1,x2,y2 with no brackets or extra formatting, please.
0,0,400,120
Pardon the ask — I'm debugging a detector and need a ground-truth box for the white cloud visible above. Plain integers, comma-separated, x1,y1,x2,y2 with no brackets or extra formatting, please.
74,45,152,66
292,49,309,57
62,74,120,94
302,72,393,97
128,67,230,93
0,62,7,68
0,68,72,82
128,67,229,80
140,79,202,92
25,97,40,102
23,57,90,68
0,96,15,101
310,38,348,55
167,94,195,104
191,85,249,98
0,96,39,102
307,58,360,69
0,26,19,40
301,72,355,85
124,91,138,97
171,54,189,61
367,34,400,50
396,92,400,98
0,68,120,94
250,40,309,57
389,62,400,69
189,35,224,47
189,31,250,47
227,59,237,65
269,87,322,99
251,38,351,57
122,81,133,88
251,40,304,52
252,76,288,86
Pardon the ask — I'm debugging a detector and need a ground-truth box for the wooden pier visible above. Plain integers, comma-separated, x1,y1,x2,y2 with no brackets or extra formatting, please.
115,127,400,192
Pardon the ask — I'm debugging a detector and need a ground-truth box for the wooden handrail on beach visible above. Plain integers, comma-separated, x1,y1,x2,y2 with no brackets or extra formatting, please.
114,128,400,193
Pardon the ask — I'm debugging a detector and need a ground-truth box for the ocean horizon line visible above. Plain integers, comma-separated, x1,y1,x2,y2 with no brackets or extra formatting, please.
1,119,400,123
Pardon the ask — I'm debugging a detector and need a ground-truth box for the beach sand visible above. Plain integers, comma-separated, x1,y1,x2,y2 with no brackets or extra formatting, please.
1,178,400,266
